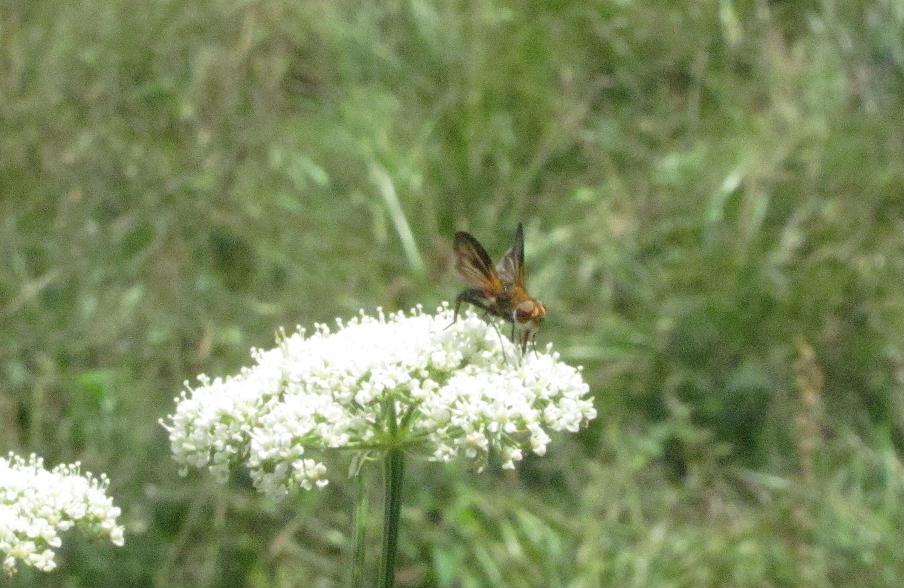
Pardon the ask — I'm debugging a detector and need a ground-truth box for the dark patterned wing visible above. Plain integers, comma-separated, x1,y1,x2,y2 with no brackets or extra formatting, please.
454,231,503,296
495,223,524,287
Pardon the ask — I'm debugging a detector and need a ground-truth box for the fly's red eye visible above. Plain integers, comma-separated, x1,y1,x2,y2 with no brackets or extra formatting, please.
515,302,534,322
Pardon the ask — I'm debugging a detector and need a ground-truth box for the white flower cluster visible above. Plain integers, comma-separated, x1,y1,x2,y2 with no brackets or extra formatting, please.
0,453,124,575
163,305,596,497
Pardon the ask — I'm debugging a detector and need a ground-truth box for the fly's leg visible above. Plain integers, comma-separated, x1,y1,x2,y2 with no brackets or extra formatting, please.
447,289,512,365
518,328,541,358
449,296,463,328
448,289,490,329
489,321,512,366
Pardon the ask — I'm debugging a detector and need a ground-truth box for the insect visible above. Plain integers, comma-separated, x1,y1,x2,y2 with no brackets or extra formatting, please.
452,223,547,353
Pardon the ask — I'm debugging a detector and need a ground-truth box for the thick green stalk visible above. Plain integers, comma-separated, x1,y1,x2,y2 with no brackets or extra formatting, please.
351,468,368,588
378,447,405,588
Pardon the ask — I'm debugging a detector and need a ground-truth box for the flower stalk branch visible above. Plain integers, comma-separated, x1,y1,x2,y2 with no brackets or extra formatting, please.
379,447,405,588
351,464,368,588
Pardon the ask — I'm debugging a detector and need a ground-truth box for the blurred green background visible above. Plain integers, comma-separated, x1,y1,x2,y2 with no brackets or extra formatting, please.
3,0,904,586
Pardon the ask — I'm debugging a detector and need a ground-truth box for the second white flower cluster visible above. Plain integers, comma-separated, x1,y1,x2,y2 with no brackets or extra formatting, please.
0,453,124,575
163,305,596,497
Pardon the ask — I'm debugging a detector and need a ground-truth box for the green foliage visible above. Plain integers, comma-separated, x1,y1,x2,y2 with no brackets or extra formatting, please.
2,0,904,586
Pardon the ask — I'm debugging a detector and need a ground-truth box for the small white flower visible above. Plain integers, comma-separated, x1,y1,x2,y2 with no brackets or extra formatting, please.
163,304,596,497
0,453,125,575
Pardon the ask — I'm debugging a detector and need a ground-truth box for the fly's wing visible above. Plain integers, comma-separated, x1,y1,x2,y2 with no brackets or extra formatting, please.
495,222,525,287
454,231,503,297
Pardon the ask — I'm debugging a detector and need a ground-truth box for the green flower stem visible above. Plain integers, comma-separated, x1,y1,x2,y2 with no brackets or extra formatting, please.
378,447,405,588
351,467,368,588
